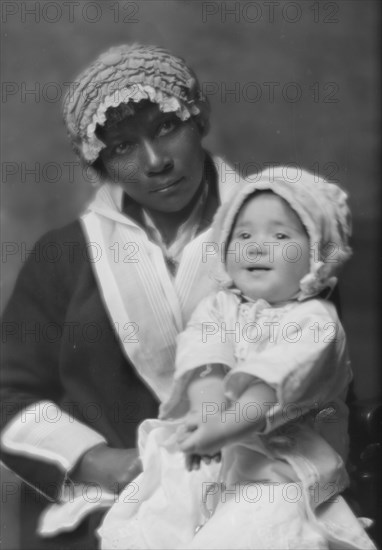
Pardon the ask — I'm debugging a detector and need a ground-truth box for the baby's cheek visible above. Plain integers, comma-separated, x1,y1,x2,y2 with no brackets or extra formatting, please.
225,257,237,279
297,256,311,280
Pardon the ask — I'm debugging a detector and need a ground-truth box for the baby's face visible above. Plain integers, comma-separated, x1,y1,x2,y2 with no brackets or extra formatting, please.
226,192,310,304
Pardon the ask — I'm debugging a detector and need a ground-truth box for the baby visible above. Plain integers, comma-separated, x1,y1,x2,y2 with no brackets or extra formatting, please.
99,168,376,549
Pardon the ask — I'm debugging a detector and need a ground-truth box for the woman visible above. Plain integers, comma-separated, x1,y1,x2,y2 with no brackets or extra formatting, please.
0,43,241,549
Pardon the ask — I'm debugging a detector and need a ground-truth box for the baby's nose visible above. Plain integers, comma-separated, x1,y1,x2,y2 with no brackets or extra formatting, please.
246,240,267,256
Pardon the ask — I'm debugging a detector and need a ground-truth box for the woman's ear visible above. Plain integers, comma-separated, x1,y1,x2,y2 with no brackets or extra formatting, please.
194,99,211,137
85,160,105,188
195,118,210,137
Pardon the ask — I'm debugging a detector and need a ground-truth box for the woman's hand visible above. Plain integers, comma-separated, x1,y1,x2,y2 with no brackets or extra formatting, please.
70,444,142,494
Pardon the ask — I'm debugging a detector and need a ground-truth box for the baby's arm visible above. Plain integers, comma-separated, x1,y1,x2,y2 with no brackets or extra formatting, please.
179,378,276,457
178,364,227,469
186,364,227,414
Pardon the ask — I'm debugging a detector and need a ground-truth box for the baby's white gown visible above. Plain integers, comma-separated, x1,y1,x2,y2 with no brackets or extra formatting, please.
99,293,377,549
98,417,375,550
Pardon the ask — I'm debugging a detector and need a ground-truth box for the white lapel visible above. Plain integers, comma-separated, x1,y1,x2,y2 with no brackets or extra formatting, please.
81,157,241,400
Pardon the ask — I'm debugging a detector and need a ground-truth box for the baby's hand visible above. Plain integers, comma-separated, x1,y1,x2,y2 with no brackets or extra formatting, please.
185,453,202,471
177,413,221,471
178,413,226,457
176,410,199,445
185,452,221,471
176,413,199,471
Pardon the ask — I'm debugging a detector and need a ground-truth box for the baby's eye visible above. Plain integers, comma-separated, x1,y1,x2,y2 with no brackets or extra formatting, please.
113,142,133,155
157,119,178,137
238,232,251,240
275,232,289,240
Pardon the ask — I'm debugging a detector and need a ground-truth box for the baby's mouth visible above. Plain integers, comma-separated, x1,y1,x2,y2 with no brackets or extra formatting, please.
246,266,271,272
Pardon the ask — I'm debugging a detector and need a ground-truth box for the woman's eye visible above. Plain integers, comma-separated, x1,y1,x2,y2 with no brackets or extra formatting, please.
157,119,177,137
113,142,133,155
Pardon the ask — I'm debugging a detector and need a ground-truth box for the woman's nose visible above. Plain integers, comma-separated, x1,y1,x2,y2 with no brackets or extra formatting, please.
141,139,173,176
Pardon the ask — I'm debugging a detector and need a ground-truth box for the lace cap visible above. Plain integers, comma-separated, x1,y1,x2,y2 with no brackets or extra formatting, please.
63,44,210,164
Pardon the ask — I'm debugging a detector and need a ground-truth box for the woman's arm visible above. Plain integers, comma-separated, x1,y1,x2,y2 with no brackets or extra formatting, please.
1,227,143,498
69,444,142,493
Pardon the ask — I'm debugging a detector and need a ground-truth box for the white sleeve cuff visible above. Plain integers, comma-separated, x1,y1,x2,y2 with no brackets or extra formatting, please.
1,401,107,472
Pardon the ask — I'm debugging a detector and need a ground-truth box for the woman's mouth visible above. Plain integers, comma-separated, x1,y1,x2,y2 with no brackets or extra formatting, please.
151,177,184,193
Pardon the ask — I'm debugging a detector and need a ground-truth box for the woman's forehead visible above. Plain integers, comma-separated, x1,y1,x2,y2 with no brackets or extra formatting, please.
97,101,169,141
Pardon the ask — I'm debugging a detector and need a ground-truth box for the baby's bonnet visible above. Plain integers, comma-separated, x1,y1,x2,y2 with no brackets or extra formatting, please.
212,167,352,300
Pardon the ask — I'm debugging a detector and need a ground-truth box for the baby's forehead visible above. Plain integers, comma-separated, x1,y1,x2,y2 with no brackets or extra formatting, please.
235,191,301,224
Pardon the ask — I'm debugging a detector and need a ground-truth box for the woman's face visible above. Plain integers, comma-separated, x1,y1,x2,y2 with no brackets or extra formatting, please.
226,192,310,304
98,102,206,213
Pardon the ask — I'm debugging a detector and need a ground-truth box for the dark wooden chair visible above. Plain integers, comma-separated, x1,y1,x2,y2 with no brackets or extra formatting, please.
327,289,381,546
345,390,381,548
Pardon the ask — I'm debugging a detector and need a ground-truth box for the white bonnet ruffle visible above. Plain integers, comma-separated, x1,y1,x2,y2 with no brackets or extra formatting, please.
212,167,352,301
63,44,209,164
